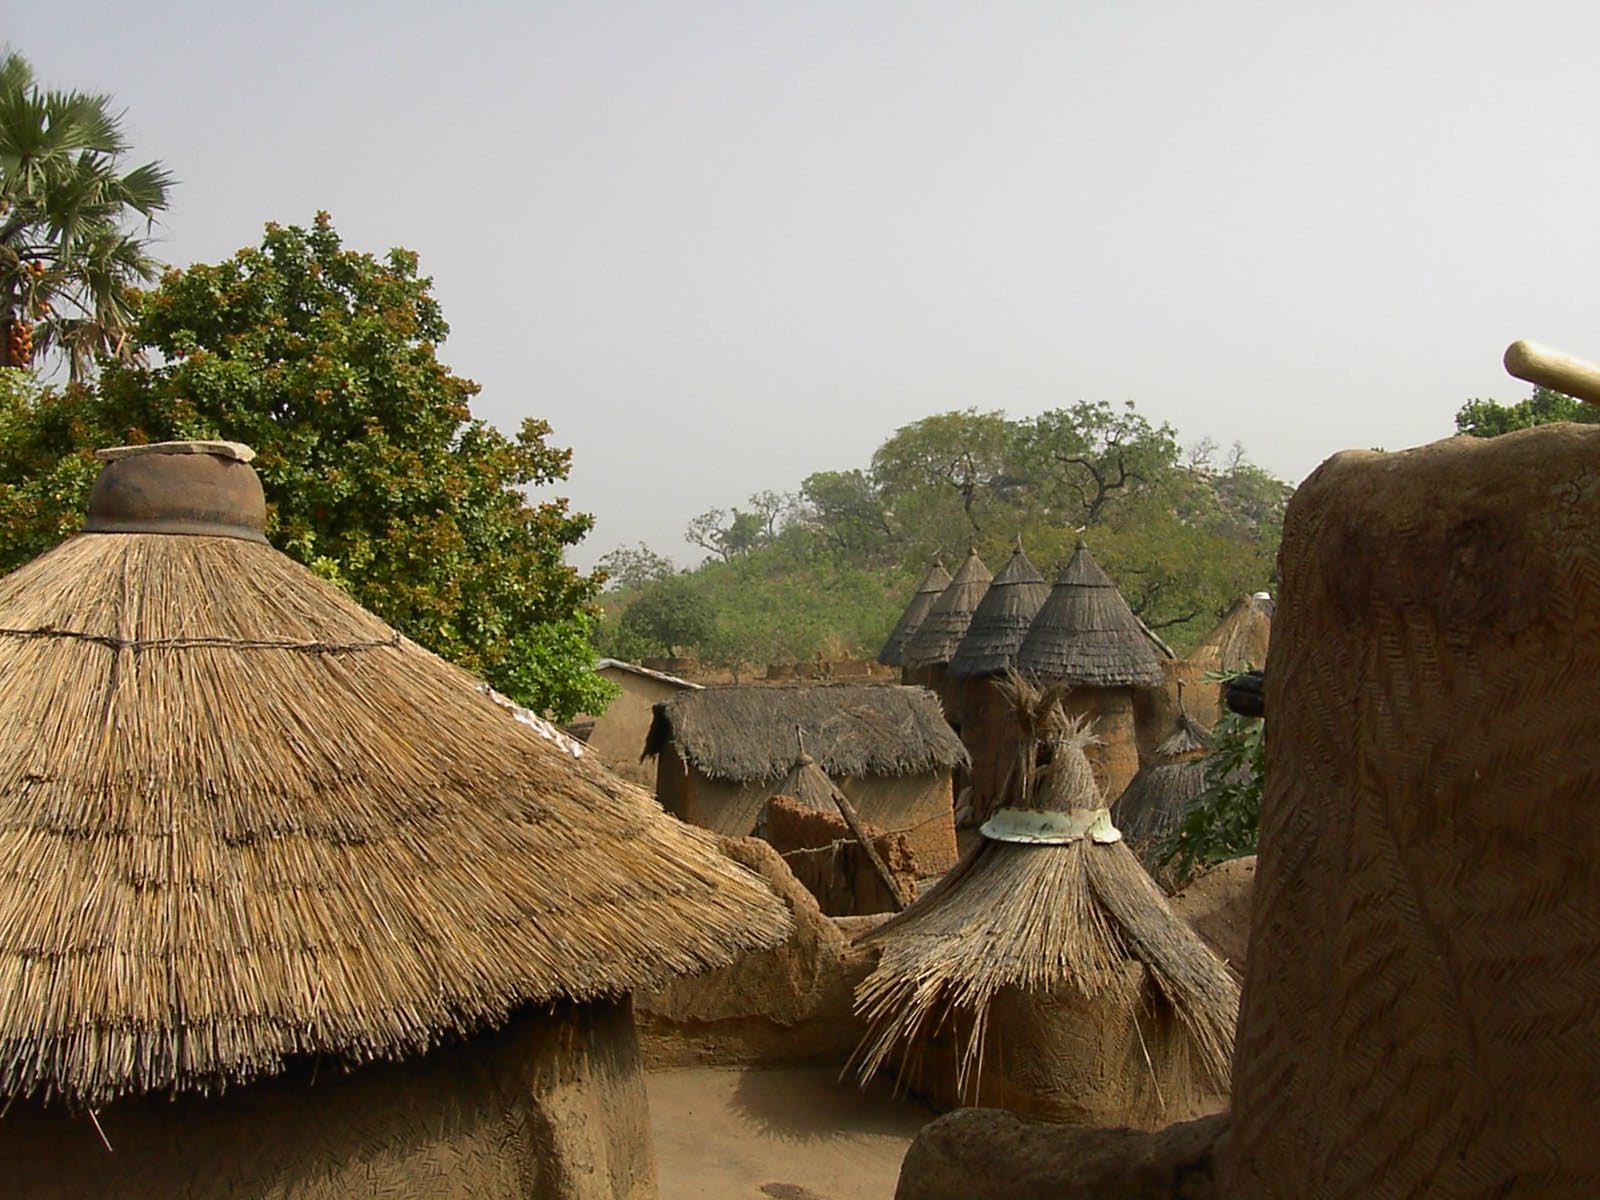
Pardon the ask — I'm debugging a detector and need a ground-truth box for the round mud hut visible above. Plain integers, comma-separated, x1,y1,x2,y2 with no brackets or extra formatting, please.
899,548,991,704
878,560,951,669
849,680,1238,1128
1015,540,1163,803
945,543,1050,821
0,441,792,1200
1113,695,1212,885
1136,592,1272,757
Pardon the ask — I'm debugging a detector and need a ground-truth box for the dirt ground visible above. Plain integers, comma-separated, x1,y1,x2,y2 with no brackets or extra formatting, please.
646,1066,937,1200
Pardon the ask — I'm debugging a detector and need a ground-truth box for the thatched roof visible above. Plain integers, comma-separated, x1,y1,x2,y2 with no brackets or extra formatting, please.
851,698,1238,1107
1015,541,1164,688
768,752,840,813
1115,710,1213,849
901,549,992,670
947,546,1049,679
878,561,951,667
645,683,968,784
1187,594,1272,677
0,443,792,1107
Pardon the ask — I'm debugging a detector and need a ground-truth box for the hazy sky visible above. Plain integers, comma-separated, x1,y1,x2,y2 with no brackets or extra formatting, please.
20,3,1600,567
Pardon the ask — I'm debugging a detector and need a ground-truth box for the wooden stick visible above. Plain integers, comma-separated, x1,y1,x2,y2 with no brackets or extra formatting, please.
827,780,914,911
1504,340,1600,406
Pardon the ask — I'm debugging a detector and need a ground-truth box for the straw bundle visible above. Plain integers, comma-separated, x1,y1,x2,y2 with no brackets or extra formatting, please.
879,560,952,667
850,677,1238,1110
1016,540,1164,688
901,549,992,671
0,526,792,1107
947,545,1049,680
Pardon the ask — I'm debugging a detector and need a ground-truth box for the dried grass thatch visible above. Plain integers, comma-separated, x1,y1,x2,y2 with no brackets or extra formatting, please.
644,683,967,784
1115,704,1213,863
947,545,1049,680
850,677,1238,1108
878,560,951,667
0,523,793,1108
1186,593,1272,678
1016,540,1164,688
901,549,992,671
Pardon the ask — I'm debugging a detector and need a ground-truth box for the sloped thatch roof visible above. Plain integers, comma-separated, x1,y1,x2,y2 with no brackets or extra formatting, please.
901,549,992,671
0,443,792,1108
851,682,1238,1109
645,683,968,784
948,545,1049,679
1115,710,1213,849
1016,541,1164,688
768,752,840,812
1187,594,1272,677
878,561,951,667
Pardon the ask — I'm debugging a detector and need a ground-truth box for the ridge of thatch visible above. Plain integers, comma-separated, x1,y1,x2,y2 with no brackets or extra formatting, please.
878,561,952,667
947,547,1050,679
850,726,1239,1105
0,532,794,1108
1015,541,1164,688
645,683,968,784
901,550,992,670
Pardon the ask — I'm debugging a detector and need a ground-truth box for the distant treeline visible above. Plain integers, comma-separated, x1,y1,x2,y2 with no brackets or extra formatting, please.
594,401,1291,673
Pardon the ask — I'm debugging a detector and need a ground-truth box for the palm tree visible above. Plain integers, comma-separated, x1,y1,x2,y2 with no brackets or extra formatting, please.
0,50,173,376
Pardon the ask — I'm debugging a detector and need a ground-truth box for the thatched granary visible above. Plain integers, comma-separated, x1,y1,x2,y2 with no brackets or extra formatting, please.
878,559,951,668
899,548,991,700
1136,593,1272,755
0,441,791,1200
571,657,700,787
850,683,1238,1128
646,683,967,874
945,544,1050,816
1113,702,1212,885
1015,540,1163,804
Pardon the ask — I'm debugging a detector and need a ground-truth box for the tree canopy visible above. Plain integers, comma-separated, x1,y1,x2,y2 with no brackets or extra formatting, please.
1454,386,1600,437
0,51,173,375
0,214,612,720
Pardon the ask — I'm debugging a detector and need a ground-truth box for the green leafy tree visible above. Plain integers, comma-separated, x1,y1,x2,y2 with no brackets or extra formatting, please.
1455,387,1600,437
0,214,612,720
871,409,1015,546
1012,400,1181,524
1159,700,1265,883
596,541,676,592
0,51,174,375
619,575,716,656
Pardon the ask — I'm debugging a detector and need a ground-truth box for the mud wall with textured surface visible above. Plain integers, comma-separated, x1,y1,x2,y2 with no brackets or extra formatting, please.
1225,427,1600,1199
0,1000,654,1200
637,837,883,1068
585,669,688,787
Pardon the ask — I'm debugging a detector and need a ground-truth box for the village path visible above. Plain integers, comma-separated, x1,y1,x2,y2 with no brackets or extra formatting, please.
646,1066,936,1200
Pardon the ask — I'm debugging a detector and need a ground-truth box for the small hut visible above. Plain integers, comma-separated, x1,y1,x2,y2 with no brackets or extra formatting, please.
899,548,991,703
646,683,968,874
878,560,952,668
1114,696,1212,884
1137,592,1272,755
1015,540,1163,804
850,681,1238,1127
0,441,791,1200
945,543,1050,817
571,657,700,786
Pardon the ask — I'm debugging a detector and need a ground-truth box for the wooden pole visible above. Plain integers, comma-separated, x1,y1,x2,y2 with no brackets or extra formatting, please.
826,780,914,912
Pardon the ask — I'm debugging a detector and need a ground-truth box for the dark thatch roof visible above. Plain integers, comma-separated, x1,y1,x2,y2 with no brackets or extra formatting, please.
0,444,792,1108
645,684,968,784
1115,710,1213,848
901,549,992,670
878,561,951,667
1015,541,1164,688
947,546,1049,679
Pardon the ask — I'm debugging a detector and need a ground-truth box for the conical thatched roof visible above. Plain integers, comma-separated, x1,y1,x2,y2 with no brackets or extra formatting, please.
0,443,792,1107
768,752,840,813
851,678,1238,1109
1015,541,1163,688
1187,593,1272,677
902,549,992,671
1115,709,1212,851
645,683,967,784
947,546,1049,679
878,560,951,667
